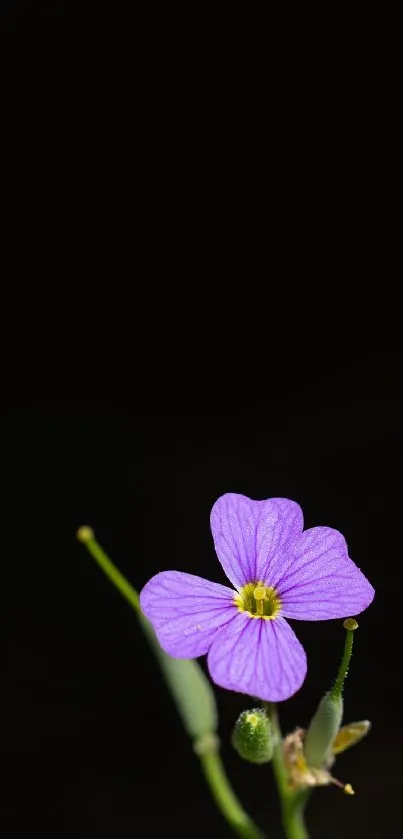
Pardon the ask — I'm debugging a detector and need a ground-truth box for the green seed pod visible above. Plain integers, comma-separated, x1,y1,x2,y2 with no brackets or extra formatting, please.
232,709,273,764
139,612,218,741
304,619,360,770
304,692,343,769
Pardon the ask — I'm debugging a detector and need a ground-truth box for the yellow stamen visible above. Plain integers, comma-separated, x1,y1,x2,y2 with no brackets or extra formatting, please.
329,776,355,795
253,585,266,615
234,582,281,619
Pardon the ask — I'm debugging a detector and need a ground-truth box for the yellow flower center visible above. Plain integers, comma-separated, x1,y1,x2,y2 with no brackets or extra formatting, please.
234,582,281,619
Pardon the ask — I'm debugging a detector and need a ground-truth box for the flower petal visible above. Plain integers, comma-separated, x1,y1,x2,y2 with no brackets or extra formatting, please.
207,613,307,702
140,571,237,658
210,493,304,589
275,527,375,620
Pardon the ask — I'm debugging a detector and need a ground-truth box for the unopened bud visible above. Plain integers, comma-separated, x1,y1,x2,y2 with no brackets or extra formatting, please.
232,709,273,764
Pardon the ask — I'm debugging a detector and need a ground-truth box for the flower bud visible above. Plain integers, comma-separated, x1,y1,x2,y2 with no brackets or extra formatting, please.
232,709,273,764
304,692,343,769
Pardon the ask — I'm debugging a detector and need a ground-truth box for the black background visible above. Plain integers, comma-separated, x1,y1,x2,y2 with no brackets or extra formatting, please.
2,3,401,839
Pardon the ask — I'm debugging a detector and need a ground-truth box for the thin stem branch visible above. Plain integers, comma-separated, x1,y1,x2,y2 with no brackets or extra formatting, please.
77,526,140,611
330,619,358,700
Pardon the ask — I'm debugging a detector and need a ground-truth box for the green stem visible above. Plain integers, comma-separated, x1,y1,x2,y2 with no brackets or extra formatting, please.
330,618,358,700
266,704,310,839
77,526,140,611
77,526,267,839
199,747,267,839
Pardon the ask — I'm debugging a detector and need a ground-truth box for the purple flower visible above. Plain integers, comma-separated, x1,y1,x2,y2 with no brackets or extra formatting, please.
140,495,374,702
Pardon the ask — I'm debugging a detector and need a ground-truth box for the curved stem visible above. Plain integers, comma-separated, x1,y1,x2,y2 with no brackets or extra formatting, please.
265,704,310,839
199,747,267,839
